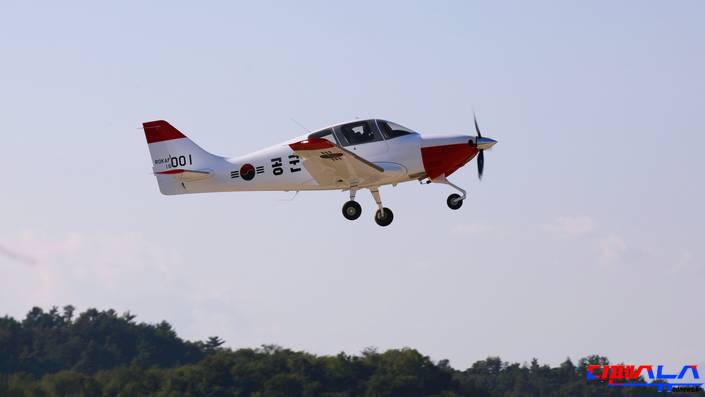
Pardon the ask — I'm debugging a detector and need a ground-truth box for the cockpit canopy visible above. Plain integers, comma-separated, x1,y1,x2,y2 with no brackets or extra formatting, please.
307,119,417,147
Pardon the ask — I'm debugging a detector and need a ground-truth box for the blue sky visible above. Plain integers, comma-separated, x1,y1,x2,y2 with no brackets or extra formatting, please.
1,1,703,369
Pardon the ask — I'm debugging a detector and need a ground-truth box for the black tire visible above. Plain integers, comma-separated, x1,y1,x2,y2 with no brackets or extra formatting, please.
374,207,394,227
342,200,362,220
447,193,463,210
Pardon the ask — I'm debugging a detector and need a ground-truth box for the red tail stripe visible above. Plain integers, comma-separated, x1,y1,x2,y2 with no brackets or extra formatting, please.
143,120,187,144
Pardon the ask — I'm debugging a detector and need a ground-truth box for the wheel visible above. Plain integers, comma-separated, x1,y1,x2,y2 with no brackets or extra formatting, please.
374,207,394,227
447,193,463,210
342,200,362,220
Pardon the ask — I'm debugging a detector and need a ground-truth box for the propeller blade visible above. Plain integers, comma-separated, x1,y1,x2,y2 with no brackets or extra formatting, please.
474,113,482,138
477,150,484,179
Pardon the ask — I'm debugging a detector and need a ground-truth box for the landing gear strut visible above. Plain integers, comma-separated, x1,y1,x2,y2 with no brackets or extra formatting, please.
342,189,361,220
371,187,393,227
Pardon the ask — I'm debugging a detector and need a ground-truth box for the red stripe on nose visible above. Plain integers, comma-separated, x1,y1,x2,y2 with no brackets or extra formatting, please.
420,144,477,180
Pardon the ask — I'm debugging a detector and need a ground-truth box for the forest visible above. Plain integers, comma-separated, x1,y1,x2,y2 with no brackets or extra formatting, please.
0,306,700,397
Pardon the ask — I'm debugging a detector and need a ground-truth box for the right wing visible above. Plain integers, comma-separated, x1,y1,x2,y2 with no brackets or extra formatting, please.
289,138,385,187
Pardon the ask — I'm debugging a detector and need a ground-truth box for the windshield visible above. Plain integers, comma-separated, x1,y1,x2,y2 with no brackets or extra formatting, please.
377,120,416,139
307,128,337,144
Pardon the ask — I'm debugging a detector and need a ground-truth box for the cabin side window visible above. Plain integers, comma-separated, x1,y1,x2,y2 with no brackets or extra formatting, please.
337,121,383,146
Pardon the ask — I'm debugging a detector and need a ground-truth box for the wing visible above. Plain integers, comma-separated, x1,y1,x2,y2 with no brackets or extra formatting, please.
289,138,384,187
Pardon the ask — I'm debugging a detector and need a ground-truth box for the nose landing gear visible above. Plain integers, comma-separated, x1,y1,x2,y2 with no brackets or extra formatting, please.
447,193,463,210
437,176,467,211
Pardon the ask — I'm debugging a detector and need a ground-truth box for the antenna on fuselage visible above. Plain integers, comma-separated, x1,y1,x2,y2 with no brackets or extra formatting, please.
289,117,310,134
278,191,300,201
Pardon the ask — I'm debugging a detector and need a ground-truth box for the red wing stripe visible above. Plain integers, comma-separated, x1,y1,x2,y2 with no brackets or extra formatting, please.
143,120,187,144
289,137,335,151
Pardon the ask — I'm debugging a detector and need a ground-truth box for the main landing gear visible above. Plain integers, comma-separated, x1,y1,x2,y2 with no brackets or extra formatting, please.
374,207,394,227
371,188,394,227
341,187,394,227
342,189,362,220
342,200,361,220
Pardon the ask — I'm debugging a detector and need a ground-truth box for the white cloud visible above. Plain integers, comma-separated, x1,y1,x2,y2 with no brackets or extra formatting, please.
542,216,596,238
597,234,627,267
452,223,491,234
0,231,185,314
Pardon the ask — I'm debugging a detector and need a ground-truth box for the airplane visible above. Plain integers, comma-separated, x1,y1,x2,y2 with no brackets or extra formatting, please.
143,117,497,227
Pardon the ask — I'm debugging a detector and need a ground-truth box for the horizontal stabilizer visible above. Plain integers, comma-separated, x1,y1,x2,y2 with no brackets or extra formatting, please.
155,169,212,182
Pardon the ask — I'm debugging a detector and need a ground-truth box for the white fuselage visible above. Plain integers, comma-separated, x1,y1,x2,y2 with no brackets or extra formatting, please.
173,133,426,193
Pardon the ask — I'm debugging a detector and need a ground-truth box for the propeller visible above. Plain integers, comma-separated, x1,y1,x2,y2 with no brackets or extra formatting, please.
474,114,485,179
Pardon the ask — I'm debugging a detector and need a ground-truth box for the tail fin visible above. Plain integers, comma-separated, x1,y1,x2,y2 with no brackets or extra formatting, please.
143,120,221,195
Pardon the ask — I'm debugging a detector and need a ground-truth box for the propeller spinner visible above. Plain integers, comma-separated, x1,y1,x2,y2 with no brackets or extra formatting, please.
472,114,497,180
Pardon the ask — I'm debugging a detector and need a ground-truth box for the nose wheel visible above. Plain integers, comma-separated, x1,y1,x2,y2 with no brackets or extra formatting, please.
436,176,467,211
447,193,463,210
